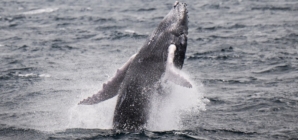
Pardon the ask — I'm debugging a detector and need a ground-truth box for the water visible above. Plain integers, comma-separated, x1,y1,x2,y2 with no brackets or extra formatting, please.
0,0,297,139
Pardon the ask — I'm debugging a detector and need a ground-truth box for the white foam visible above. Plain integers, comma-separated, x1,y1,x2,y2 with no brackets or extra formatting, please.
67,96,117,129
18,73,51,78
39,74,51,78
146,71,206,131
23,8,58,15
124,29,136,34
18,73,37,77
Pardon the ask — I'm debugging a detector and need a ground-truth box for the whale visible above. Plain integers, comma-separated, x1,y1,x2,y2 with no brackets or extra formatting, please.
79,1,191,131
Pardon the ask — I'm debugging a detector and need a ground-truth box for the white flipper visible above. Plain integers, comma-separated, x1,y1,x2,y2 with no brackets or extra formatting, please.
79,54,137,105
164,44,192,88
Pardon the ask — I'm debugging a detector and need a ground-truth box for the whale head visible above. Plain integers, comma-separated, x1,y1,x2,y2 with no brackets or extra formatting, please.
142,1,189,70
160,1,188,69
165,1,188,36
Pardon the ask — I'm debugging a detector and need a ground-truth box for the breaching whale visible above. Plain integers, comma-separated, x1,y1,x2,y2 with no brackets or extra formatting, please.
79,1,191,131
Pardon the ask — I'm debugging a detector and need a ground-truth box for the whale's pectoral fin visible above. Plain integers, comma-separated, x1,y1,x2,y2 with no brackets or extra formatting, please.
78,54,137,105
165,68,192,88
164,44,192,88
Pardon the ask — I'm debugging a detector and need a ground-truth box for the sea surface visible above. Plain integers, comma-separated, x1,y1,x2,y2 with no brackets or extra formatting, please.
1,0,298,139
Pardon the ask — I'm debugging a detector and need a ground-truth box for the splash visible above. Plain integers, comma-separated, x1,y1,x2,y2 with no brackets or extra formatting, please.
67,96,117,129
67,70,207,131
146,71,207,131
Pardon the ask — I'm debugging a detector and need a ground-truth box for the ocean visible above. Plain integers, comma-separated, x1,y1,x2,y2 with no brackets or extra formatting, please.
0,0,297,139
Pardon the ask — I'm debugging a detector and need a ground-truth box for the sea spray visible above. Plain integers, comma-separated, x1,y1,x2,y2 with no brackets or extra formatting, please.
67,71,206,131
146,72,207,131
67,96,117,129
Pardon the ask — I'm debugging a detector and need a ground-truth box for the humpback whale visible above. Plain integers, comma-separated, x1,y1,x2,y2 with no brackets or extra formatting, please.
79,1,190,131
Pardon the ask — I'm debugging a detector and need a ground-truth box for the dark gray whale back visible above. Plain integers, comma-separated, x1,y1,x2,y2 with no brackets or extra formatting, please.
79,1,189,131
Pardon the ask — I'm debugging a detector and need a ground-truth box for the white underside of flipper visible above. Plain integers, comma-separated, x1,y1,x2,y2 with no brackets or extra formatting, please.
164,44,192,88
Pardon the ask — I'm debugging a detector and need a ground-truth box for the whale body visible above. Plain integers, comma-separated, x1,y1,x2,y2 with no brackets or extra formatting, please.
79,1,190,131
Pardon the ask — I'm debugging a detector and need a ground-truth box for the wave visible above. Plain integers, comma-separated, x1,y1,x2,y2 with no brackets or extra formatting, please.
251,6,297,11
47,129,206,139
196,24,246,31
23,8,58,15
0,124,48,140
252,64,292,74
188,46,240,60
